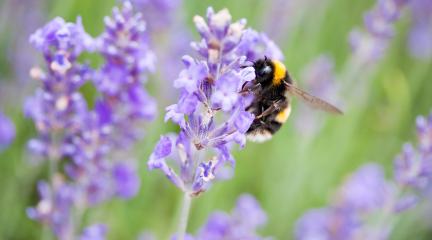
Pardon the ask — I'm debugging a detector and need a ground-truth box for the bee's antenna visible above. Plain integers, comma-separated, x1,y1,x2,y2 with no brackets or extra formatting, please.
264,56,268,61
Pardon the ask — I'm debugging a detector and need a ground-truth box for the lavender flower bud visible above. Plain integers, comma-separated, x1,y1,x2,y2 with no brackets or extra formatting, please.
0,111,15,150
27,179,76,239
236,29,284,61
149,7,283,196
25,17,93,160
408,0,432,59
349,0,410,64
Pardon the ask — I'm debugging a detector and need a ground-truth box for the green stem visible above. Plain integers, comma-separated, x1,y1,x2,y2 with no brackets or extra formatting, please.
177,192,192,240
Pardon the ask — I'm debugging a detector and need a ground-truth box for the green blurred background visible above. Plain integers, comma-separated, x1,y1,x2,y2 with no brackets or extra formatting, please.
0,0,431,239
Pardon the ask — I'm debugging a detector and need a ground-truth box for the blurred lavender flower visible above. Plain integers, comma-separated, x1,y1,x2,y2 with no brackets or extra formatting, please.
148,7,262,196
95,1,157,146
0,0,44,83
169,194,270,240
126,0,181,32
27,2,155,239
25,16,93,159
0,111,15,150
394,113,432,190
408,0,432,59
294,55,339,137
27,179,76,240
295,112,432,240
236,29,284,62
349,0,410,64
295,164,394,240
195,194,270,240
80,224,107,240
125,0,192,105
295,207,357,240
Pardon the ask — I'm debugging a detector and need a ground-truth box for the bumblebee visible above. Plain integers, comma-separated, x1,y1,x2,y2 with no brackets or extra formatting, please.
242,57,343,142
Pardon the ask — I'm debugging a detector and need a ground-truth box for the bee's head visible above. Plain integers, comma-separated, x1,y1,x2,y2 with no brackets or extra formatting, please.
253,57,274,86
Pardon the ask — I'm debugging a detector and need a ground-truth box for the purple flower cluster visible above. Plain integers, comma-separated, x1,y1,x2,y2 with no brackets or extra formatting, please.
295,164,396,240
408,0,432,59
193,194,270,240
0,111,15,151
95,1,156,147
349,0,410,63
294,55,339,137
295,112,432,240
27,179,76,239
394,113,432,191
25,16,92,159
148,7,282,196
26,2,155,239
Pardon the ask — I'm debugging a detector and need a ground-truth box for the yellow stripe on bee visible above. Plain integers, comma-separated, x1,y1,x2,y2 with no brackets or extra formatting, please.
275,105,292,123
271,59,286,85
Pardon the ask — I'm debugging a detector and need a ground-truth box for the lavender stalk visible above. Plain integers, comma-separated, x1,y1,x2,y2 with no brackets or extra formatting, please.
148,7,282,238
26,2,156,239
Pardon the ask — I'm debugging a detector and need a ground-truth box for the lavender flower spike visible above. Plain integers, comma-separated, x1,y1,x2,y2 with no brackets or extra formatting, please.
148,7,263,196
296,111,432,240
25,16,92,160
148,8,282,240
27,2,156,238
349,0,410,64
149,7,283,195
0,111,15,151
95,1,156,146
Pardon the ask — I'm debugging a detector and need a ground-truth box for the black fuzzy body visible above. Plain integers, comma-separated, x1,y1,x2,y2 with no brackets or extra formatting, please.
245,58,292,141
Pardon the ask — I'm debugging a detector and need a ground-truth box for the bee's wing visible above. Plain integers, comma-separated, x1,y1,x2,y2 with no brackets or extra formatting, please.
284,81,343,115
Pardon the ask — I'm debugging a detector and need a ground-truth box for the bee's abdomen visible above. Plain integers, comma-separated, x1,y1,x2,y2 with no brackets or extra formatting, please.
245,87,290,142
246,120,282,142
274,104,292,124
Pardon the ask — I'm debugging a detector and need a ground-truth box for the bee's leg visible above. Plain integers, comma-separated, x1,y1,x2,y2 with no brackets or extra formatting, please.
239,82,261,95
256,100,283,119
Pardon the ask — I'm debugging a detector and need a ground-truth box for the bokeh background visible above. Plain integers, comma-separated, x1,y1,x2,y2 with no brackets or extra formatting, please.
0,0,431,239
